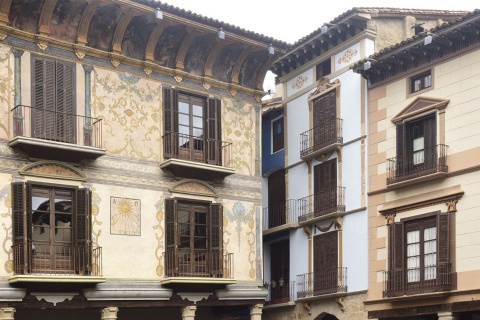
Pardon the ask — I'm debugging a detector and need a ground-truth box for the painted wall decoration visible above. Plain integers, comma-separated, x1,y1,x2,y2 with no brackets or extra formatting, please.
91,69,162,160
87,2,123,50
0,183,13,273
153,198,164,277
184,34,216,75
0,46,13,141
50,0,88,43
154,25,187,68
122,16,156,60
223,99,256,176
8,0,43,33
110,197,141,236
212,43,244,82
239,51,268,89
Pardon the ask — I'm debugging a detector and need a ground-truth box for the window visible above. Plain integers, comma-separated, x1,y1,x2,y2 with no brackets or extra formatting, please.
269,239,290,303
313,231,343,294
314,159,339,217
164,198,223,277
272,117,284,153
267,169,286,228
387,212,452,296
316,59,331,80
32,55,76,143
163,88,222,165
312,89,339,150
12,182,91,275
411,71,431,93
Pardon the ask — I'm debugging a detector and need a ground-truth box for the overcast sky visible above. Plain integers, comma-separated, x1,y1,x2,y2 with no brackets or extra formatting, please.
165,1,478,92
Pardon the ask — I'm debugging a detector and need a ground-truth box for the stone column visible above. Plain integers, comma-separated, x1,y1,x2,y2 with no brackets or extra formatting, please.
250,304,263,320
438,312,458,320
0,308,15,320
101,307,119,320
181,306,197,320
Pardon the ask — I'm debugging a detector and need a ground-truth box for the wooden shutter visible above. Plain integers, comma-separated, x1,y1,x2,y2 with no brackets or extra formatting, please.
390,222,404,271
207,97,221,165
437,212,449,264
32,57,47,139
165,198,177,276
424,115,437,168
11,182,32,274
76,188,90,274
313,231,338,294
313,90,336,148
314,159,337,216
396,123,405,175
268,169,286,227
55,61,76,143
163,88,178,159
209,203,223,277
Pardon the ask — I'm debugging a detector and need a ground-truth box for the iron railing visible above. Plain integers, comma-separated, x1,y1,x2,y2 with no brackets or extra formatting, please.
297,267,347,298
298,187,345,223
12,242,102,276
164,248,233,278
300,118,343,158
11,105,103,148
266,280,295,305
262,199,301,230
383,263,453,297
163,132,233,168
387,144,448,185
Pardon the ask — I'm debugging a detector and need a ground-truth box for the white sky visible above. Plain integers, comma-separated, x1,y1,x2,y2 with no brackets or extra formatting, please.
164,1,478,92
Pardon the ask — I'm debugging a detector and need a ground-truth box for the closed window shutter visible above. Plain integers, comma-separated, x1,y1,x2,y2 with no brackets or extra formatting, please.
314,159,337,215
391,222,404,271
313,231,338,294
33,58,47,139
209,203,223,277
424,115,437,168
268,169,286,227
163,88,178,159
11,182,32,274
76,188,90,274
437,212,449,263
56,62,76,143
207,97,221,165
165,198,177,276
396,123,405,175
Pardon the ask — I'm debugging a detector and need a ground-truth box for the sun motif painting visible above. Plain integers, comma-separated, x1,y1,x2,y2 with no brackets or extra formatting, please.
110,197,141,236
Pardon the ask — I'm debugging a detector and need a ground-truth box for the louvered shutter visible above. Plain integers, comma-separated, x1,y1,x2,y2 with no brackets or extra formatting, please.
56,61,76,143
163,88,178,159
165,198,177,276
12,182,32,274
313,231,338,294
396,124,405,176
314,159,337,216
32,58,46,139
207,97,221,165
268,169,286,228
424,115,437,169
209,203,223,277
437,212,449,264
76,188,90,275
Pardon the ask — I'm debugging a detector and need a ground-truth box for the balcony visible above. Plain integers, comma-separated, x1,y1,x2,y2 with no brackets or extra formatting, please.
263,199,300,232
300,119,342,160
9,105,105,162
383,263,453,298
161,132,234,179
386,144,448,188
298,187,345,224
265,280,295,305
10,242,104,284
296,267,347,299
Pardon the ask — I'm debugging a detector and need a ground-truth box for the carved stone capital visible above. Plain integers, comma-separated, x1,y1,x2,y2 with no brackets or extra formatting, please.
446,199,458,213
385,212,396,225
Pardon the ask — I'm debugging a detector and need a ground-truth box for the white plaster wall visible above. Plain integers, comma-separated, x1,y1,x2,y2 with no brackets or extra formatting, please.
343,210,368,291
287,162,309,201
290,228,309,288
364,38,375,57
286,93,309,166
335,70,362,143
286,69,314,97
342,142,362,211
261,177,268,208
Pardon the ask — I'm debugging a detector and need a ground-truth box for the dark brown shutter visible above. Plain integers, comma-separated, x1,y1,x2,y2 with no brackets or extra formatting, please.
210,203,223,277
313,231,338,293
32,57,46,139
207,97,221,165
313,90,336,148
56,61,76,143
12,182,25,246
314,159,337,215
390,222,404,271
437,212,449,263
165,198,177,276
76,188,90,274
12,182,32,274
163,88,178,159
424,115,437,168
396,123,405,175
268,169,286,227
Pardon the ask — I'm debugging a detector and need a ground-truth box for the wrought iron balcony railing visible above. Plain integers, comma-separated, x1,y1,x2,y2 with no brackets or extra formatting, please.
298,187,345,223
383,263,453,298
266,280,295,305
163,132,233,168
11,105,103,148
297,267,347,298
387,144,448,185
12,242,102,276
300,118,342,158
262,199,301,230
164,248,233,279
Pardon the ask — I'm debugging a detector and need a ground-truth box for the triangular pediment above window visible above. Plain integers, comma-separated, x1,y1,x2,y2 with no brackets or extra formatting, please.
169,180,218,197
19,160,87,181
308,78,340,101
392,96,449,124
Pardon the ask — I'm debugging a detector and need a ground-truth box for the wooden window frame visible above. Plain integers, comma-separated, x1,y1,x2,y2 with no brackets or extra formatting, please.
271,116,284,153
409,70,432,95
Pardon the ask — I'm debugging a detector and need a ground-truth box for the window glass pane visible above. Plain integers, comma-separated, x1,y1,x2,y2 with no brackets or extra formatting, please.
178,113,189,126
193,116,203,129
178,101,189,114
424,74,432,88
179,125,189,136
193,104,203,117
193,128,203,138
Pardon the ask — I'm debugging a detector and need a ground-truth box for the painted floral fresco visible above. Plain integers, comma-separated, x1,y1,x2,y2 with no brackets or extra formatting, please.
153,25,187,68
91,69,162,160
122,16,157,60
0,46,13,141
239,50,268,88
49,0,88,42
87,2,123,50
184,34,216,75
212,43,244,83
